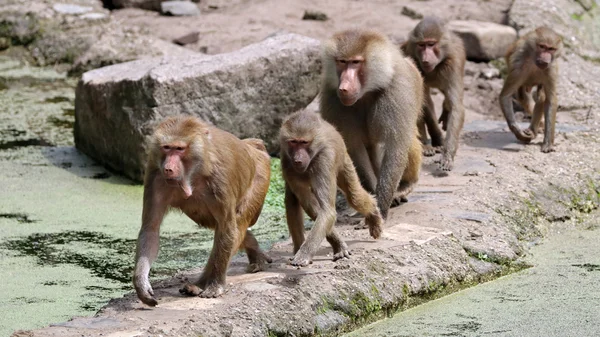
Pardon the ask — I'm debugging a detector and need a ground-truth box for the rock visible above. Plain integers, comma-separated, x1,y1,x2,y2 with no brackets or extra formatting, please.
74,33,321,181
0,37,9,50
447,20,517,61
160,1,200,16
401,6,423,20
0,10,41,46
52,4,93,15
30,31,97,66
110,0,165,11
302,10,328,21
173,31,200,46
80,13,108,20
69,31,201,75
479,67,500,80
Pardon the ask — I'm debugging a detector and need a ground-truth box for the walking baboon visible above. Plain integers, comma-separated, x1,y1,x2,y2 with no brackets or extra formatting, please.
402,16,466,171
320,29,423,219
280,110,383,266
500,26,563,152
133,115,271,305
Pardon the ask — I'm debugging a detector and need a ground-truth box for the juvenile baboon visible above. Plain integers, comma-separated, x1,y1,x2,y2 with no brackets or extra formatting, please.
280,110,384,267
133,115,271,305
320,29,423,219
402,16,466,171
500,26,563,153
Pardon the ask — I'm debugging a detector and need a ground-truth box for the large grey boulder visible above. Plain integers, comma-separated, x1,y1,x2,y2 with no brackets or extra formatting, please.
448,20,517,61
75,33,321,182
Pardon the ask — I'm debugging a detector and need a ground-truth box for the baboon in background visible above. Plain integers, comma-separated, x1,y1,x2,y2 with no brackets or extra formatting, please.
402,16,466,171
280,109,384,267
133,115,271,305
500,26,563,153
320,29,423,219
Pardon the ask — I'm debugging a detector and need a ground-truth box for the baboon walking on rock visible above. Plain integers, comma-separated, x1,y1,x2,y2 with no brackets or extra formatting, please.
402,16,466,171
320,29,423,219
499,26,563,153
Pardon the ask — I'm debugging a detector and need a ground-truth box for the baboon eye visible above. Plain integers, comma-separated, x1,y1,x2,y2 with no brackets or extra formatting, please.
162,145,170,150
351,60,361,64
176,146,185,151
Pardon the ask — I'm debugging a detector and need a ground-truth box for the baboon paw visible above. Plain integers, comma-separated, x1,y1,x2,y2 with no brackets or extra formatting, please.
514,129,534,143
366,214,383,239
390,196,408,208
523,128,538,139
246,263,262,273
438,156,454,171
354,221,369,230
289,254,312,267
332,249,351,261
179,283,202,297
199,283,225,298
369,224,382,240
422,145,437,157
134,278,158,306
246,255,271,273
541,144,555,153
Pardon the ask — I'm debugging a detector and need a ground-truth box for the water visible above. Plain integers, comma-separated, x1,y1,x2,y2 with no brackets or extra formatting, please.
0,54,289,335
346,216,600,337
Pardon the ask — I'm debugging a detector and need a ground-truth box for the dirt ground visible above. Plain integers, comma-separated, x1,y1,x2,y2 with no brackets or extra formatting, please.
112,0,512,55
11,0,600,336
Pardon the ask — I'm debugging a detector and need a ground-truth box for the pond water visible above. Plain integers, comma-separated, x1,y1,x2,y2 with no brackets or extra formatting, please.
0,54,289,335
346,217,600,337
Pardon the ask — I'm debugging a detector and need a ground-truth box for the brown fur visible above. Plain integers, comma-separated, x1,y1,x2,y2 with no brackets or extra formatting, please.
133,115,271,306
280,110,383,267
500,26,563,152
402,16,466,171
320,29,423,219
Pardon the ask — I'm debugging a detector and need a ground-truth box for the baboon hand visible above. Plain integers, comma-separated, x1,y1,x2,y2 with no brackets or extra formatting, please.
511,125,535,143
365,212,383,239
134,276,157,307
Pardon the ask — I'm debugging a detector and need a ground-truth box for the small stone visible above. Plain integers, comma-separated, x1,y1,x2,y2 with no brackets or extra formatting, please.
479,68,500,79
161,1,200,16
401,6,423,20
302,10,328,21
52,4,94,14
79,13,108,20
0,37,10,51
173,31,200,46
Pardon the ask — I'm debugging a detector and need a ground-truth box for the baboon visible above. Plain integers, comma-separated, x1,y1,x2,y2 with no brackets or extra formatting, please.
133,115,271,305
500,26,563,153
320,29,423,219
280,110,384,267
402,16,466,171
